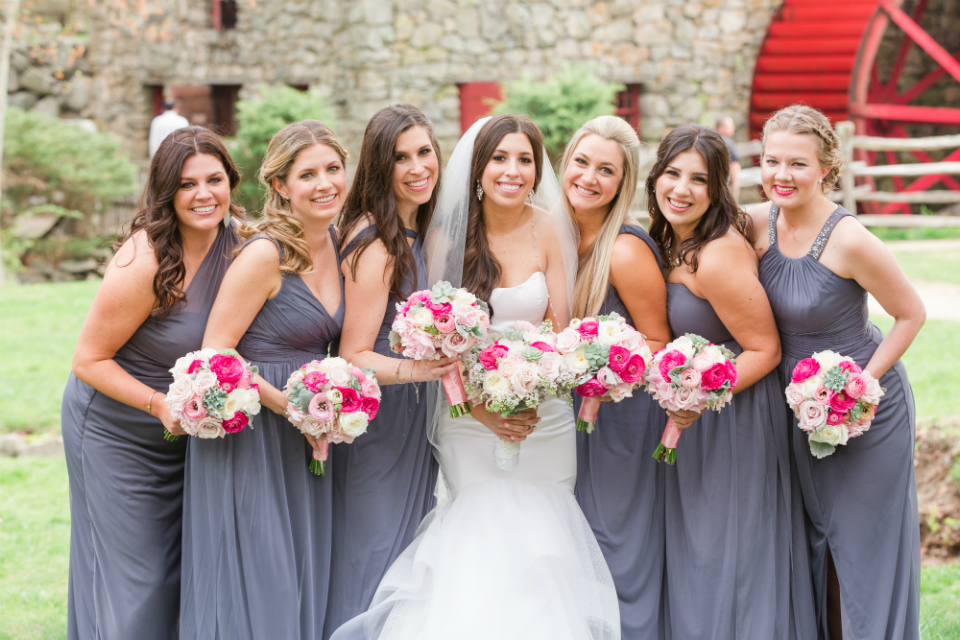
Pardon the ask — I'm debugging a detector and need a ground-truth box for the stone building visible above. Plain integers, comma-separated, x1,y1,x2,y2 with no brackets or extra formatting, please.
67,0,780,162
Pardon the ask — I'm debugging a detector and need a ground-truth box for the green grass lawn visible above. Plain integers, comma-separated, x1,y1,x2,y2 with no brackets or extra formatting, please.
0,281,99,435
894,249,960,287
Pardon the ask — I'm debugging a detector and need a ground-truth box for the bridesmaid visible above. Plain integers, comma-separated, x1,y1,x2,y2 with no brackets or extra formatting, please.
560,115,671,638
649,124,816,640
63,127,241,640
749,105,924,640
179,120,347,640
325,104,457,635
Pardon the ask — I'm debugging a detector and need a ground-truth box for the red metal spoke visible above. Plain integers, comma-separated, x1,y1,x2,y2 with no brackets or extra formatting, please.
878,0,960,85
906,148,960,190
883,0,927,92
895,50,960,105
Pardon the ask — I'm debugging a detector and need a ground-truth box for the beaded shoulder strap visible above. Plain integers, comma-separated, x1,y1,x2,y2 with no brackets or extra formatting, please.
767,204,779,246
808,208,850,261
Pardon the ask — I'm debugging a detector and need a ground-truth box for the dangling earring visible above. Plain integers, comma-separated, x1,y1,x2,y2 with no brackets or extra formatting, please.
476,181,484,202
526,189,535,204
223,209,231,228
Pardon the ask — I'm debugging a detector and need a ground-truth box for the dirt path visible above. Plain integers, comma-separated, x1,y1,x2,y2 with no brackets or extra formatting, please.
867,240,960,321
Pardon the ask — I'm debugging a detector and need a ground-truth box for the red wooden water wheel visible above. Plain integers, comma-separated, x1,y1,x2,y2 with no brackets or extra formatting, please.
749,0,960,212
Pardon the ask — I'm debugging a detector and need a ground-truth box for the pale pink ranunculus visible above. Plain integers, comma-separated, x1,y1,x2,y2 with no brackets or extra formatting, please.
210,354,244,383
509,363,540,398
797,400,827,432
785,384,804,408
680,368,702,390
825,410,844,426
351,366,364,380
845,373,867,399
360,379,381,400
673,386,701,411
656,382,676,406
478,311,490,329
309,393,335,422
555,328,582,354
577,319,600,339
619,355,646,385
701,363,728,391
238,368,253,389
814,384,831,406
441,331,471,357
222,411,249,434
838,360,862,375
597,366,621,389
434,314,456,334
691,353,714,373
791,358,821,383
657,350,687,380
166,376,195,407
193,370,219,394
183,395,207,422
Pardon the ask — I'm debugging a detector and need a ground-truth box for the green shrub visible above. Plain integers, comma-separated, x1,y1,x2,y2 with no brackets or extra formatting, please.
493,64,624,161
230,86,337,215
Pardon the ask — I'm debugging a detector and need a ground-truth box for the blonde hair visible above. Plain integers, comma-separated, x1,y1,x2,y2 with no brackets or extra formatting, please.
238,119,348,274
559,116,641,318
762,105,843,195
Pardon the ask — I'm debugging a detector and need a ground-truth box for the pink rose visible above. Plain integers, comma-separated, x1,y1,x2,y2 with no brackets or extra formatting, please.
577,319,600,339
183,395,207,421
479,343,508,371
434,314,456,334
680,368,702,389
673,387,701,411
238,369,253,389
839,360,862,375
530,341,555,353
607,346,630,374
825,410,844,426
828,390,856,414
701,363,727,391
791,358,821,384
304,371,329,393
844,373,867,399
427,300,452,317
576,378,607,398
441,332,471,357
478,311,490,329
725,360,738,389
555,329,582,353
814,384,831,405
452,302,479,327
657,350,687,380
619,355,646,385
361,397,380,420
797,400,827,432
308,393,335,422
360,379,381,399
784,384,804,408
210,354,244,383
222,411,249,434
336,387,362,413
187,359,204,374
656,382,676,406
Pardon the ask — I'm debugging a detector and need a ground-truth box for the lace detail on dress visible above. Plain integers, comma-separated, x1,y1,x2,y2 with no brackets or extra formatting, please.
808,208,849,262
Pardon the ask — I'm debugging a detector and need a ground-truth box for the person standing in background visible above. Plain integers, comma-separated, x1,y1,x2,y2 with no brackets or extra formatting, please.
716,116,742,202
149,99,190,159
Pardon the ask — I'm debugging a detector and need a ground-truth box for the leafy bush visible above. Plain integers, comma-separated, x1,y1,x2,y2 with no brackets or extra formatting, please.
230,86,337,214
493,64,624,161
3,107,137,221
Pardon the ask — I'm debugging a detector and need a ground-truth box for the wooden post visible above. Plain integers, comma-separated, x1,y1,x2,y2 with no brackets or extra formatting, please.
836,120,856,214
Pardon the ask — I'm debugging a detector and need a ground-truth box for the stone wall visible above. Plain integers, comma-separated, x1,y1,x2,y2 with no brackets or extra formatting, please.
6,41,92,122
85,0,782,161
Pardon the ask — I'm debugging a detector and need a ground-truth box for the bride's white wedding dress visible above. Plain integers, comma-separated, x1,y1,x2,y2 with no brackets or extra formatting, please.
332,271,620,640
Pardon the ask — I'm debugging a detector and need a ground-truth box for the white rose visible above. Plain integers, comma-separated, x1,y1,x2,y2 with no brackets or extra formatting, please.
564,351,590,375
509,363,540,398
555,328,582,354
170,355,195,377
453,289,476,306
537,351,561,378
800,377,820,398
166,376,194,407
811,422,848,447
597,321,621,345
328,368,351,387
812,350,840,370
238,389,261,415
339,411,370,438
701,345,726,366
321,357,347,370
193,370,219,394
499,359,519,377
410,306,435,328
222,393,242,420
191,416,225,439
483,371,511,396
608,383,633,402
861,376,883,404
672,335,695,359
616,330,642,351
198,347,218,360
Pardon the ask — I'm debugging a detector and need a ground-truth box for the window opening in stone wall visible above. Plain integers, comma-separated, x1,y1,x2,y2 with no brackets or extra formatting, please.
289,84,309,92
615,84,642,136
458,82,503,134
149,84,242,136
211,85,242,136
148,85,165,117
212,0,238,30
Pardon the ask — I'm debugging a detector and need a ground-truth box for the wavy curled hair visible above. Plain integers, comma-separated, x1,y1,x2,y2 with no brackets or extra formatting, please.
116,126,243,316
237,120,348,273
338,104,441,301
463,114,545,305
646,124,750,273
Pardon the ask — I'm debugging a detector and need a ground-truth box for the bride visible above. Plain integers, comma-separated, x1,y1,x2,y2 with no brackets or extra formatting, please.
331,115,620,639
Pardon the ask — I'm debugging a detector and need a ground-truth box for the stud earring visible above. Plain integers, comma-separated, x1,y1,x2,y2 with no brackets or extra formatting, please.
476,182,484,202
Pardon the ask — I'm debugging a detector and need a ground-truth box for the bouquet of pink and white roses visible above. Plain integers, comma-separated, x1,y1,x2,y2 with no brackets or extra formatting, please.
556,313,653,434
644,333,738,465
462,320,578,470
785,350,884,459
166,349,261,441
284,357,381,476
389,280,490,417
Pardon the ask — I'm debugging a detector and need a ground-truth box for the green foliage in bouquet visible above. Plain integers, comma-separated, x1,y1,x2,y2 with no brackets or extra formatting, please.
493,64,624,161
230,86,338,215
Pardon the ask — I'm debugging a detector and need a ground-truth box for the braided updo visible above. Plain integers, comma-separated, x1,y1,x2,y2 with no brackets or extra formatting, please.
762,105,843,195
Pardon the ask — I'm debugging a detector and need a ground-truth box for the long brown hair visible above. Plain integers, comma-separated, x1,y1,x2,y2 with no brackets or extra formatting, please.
462,114,545,304
118,126,243,316
646,124,749,273
338,104,441,300
239,120,348,274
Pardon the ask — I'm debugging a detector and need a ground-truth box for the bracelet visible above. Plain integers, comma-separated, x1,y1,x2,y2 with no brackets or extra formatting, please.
146,391,158,416
395,360,403,384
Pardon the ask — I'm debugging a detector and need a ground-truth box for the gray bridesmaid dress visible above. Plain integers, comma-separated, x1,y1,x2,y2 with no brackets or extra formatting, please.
662,282,816,640
179,228,343,640
574,224,668,639
61,223,237,640
759,205,920,640
323,226,438,638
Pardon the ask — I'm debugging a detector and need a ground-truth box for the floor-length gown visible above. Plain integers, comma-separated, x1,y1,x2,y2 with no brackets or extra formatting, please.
331,270,620,640
758,205,920,640
662,283,816,640
323,227,439,637
574,224,667,639
62,223,237,640
179,229,343,640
